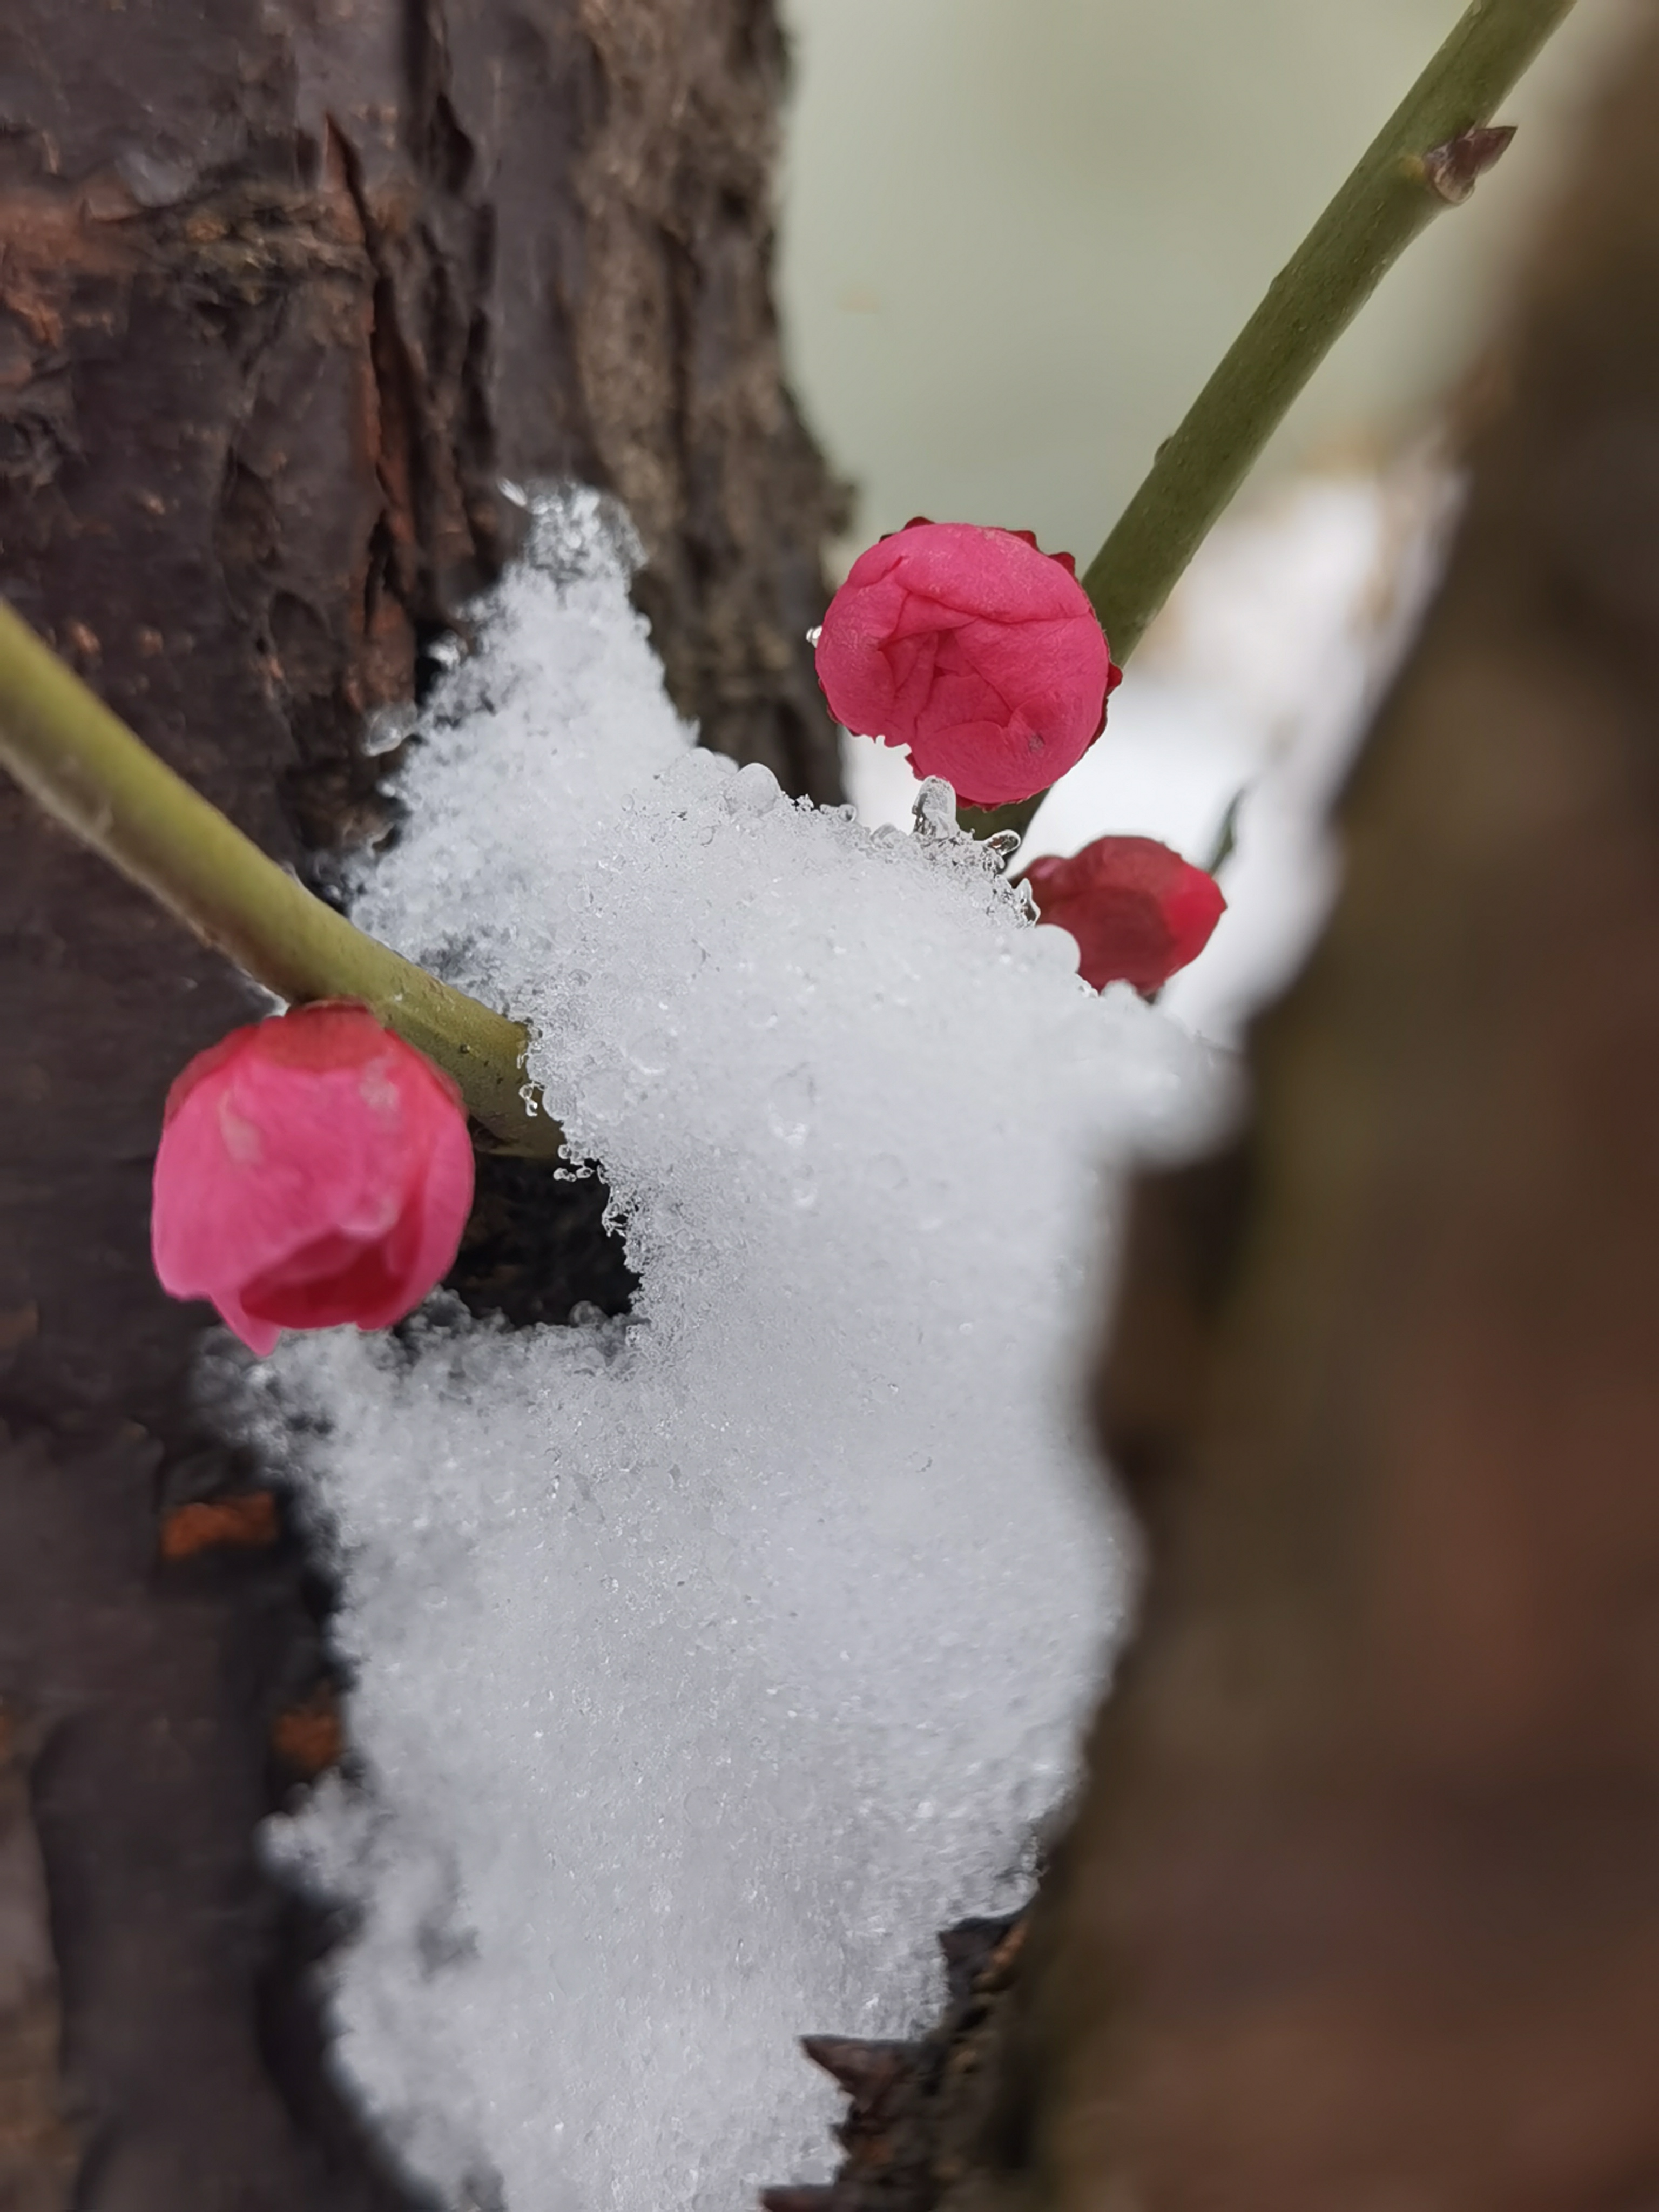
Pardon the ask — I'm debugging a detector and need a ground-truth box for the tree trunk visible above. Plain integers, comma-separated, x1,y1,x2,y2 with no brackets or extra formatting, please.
1027,16,1659,2207
0,4,841,2205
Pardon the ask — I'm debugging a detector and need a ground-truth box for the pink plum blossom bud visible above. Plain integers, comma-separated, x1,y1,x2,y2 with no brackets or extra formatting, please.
1023,836,1225,994
151,1001,475,1355
814,520,1119,808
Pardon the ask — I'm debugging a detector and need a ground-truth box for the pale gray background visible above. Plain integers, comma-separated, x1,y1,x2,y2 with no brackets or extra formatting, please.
778,0,1640,567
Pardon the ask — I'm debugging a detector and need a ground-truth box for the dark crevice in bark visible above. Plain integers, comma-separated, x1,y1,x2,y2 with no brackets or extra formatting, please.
329,119,463,624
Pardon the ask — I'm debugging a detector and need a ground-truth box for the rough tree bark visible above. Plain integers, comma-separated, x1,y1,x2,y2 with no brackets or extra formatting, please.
0,3,841,2206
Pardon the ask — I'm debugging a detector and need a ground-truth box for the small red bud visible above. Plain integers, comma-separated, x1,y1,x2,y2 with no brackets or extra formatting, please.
150,1001,475,1354
815,521,1114,808
1023,836,1225,994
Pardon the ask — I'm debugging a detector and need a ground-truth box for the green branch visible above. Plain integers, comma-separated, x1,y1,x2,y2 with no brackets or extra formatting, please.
975,0,1579,847
0,599,563,1158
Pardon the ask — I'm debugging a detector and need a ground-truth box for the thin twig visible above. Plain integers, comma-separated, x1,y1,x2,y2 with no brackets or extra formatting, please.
974,0,1579,847
0,600,563,1157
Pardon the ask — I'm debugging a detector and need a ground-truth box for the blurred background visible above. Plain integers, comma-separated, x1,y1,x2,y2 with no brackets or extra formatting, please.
777,0,1640,564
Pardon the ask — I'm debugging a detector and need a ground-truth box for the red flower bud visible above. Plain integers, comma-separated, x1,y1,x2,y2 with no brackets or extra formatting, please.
1022,837,1226,994
151,1002,475,1355
815,521,1117,808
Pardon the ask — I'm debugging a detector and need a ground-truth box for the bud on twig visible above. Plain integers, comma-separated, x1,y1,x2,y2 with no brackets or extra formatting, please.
1420,124,1518,205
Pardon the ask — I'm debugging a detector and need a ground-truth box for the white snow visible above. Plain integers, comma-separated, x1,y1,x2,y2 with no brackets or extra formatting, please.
215,475,1426,2212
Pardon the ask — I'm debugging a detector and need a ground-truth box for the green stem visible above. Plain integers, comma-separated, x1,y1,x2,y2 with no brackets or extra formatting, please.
0,599,562,1157
975,0,1578,848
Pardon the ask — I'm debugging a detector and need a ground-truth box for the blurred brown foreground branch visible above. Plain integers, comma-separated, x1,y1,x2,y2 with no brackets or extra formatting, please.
1028,11,1659,2206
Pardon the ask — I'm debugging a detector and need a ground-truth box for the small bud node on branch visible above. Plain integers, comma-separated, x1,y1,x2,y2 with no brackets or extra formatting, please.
1420,123,1519,205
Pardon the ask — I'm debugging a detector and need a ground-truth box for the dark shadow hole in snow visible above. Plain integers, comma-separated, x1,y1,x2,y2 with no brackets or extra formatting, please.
444,1151,638,1330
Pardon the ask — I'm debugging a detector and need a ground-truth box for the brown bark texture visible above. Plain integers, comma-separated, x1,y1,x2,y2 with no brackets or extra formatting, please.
0,2,841,2206
0,1704,76,2212
1017,16,1659,2210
